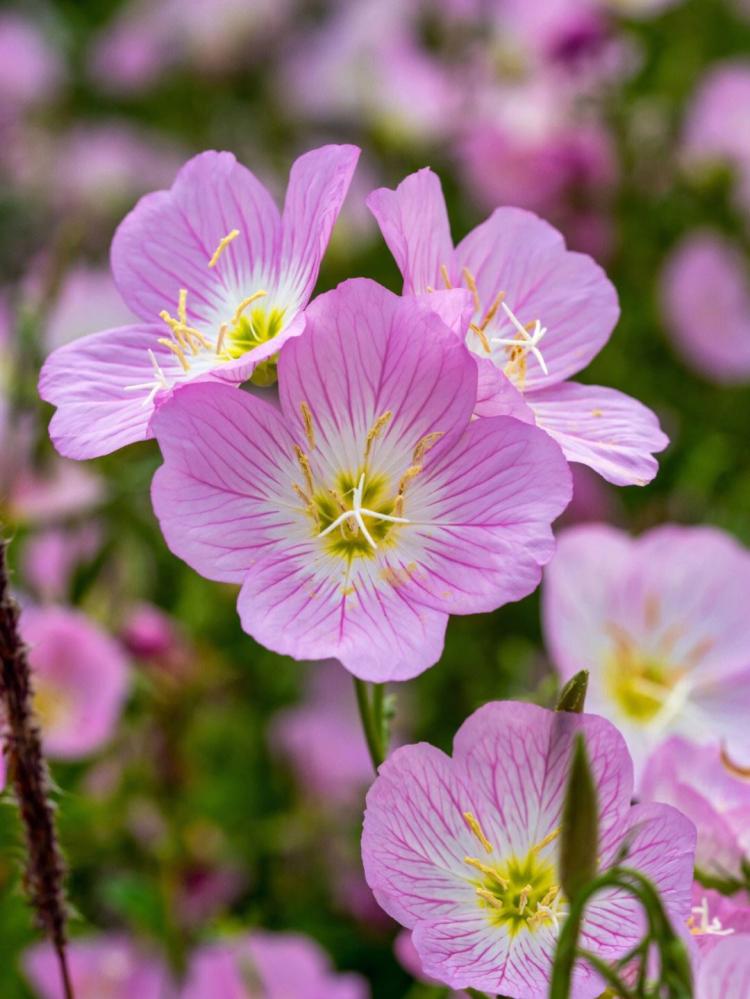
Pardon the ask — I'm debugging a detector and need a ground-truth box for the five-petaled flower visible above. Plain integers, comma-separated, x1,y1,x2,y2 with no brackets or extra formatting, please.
542,524,750,779
367,167,668,486
150,279,571,682
39,144,360,459
362,700,695,998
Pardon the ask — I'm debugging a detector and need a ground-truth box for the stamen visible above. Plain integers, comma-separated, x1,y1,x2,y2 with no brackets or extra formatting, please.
478,291,505,332
208,228,240,268
216,323,229,355
440,263,453,289
720,743,750,779
533,828,560,852
317,473,409,551
462,267,481,312
464,856,509,889
293,446,315,498
300,402,316,450
413,431,444,463
490,300,549,376
157,337,190,372
178,288,188,326
470,322,492,354
462,811,493,854
518,884,533,915
364,411,393,462
689,897,735,937
539,885,560,908
476,888,504,910
231,289,268,326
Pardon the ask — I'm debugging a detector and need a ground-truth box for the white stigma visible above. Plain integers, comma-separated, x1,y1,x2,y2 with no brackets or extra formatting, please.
491,300,549,375
124,349,171,406
689,897,734,937
318,473,410,550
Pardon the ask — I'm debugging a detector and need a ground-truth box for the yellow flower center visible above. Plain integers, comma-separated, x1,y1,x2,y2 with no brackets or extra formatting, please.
605,627,686,723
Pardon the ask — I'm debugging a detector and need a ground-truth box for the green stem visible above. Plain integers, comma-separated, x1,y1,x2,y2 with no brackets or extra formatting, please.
353,678,386,772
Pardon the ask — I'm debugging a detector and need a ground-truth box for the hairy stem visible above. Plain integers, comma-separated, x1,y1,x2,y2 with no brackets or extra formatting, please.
0,536,74,999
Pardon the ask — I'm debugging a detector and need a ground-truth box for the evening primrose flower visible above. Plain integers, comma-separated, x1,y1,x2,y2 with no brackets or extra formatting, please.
19,607,129,760
181,931,368,999
151,279,571,682
543,524,750,778
39,144,359,459
367,168,668,486
361,700,695,998
641,738,750,881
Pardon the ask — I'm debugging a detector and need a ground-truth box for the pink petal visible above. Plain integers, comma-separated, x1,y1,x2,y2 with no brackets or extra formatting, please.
366,168,454,293
278,278,477,462
38,323,182,459
280,144,360,304
525,381,668,486
403,417,571,615
361,742,483,928
111,150,281,327
151,382,300,584
697,934,750,999
473,361,536,421
455,208,619,390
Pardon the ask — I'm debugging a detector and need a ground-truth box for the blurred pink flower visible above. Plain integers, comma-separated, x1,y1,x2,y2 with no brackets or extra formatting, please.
687,883,750,956
362,700,695,997
40,144,359,459
369,168,666,485
151,279,570,682
121,603,180,660
683,61,750,217
89,0,291,94
660,231,750,384
19,606,129,760
0,12,63,118
279,0,459,143
559,464,620,527
543,525,750,778
641,737,750,882
22,524,101,602
45,265,136,351
181,931,369,998
271,660,373,805
24,935,172,999
695,933,750,998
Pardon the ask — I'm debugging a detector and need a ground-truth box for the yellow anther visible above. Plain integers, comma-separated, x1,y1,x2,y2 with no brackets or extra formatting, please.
440,263,453,289
539,885,560,908
721,743,750,779
216,323,229,355
533,827,560,852
300,402,316,450
462,267,481,312
518,884,533,914
464,857,509,889
470,322,492,354
463,811,494,854
208,228,240,268
476,888,504,910
413,431,444,463
364,410,393,461
231,289,268,326
478,290,505,331
178,288,188,326
293,446,315,498
157,337,190,372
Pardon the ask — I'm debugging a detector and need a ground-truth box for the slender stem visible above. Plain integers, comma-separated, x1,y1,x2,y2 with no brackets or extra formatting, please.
353,678,385,772
0,536,74,999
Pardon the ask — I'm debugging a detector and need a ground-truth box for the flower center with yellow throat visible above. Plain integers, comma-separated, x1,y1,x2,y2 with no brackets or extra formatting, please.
432,264,549,389
291,405,443,563
126,228,286,403
605,621,692,724
462,812,564,935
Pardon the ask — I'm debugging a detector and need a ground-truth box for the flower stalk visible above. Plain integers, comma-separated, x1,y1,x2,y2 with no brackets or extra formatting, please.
353,678,393,772
0,535,74,999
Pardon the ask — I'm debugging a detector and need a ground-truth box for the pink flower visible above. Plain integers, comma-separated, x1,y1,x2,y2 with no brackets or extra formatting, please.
151,279,571,681
695,933,750,998
19,606,129,759
641,737,750,882
39,144,359,459
22,525,101,602
687,883,750,956
394,930,469,996
660,231,750,385
24,935,172,999
368,168,667,486
0,13,63,117
543,525,750,778
45,265,136,351
121,602,180,660
271,660,373,805
361,700,695,997
682,62,750,218
181,931,368,999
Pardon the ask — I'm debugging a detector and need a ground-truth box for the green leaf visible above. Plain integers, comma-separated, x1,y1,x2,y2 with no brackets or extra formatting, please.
555,671,589,713
560,734,599,901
